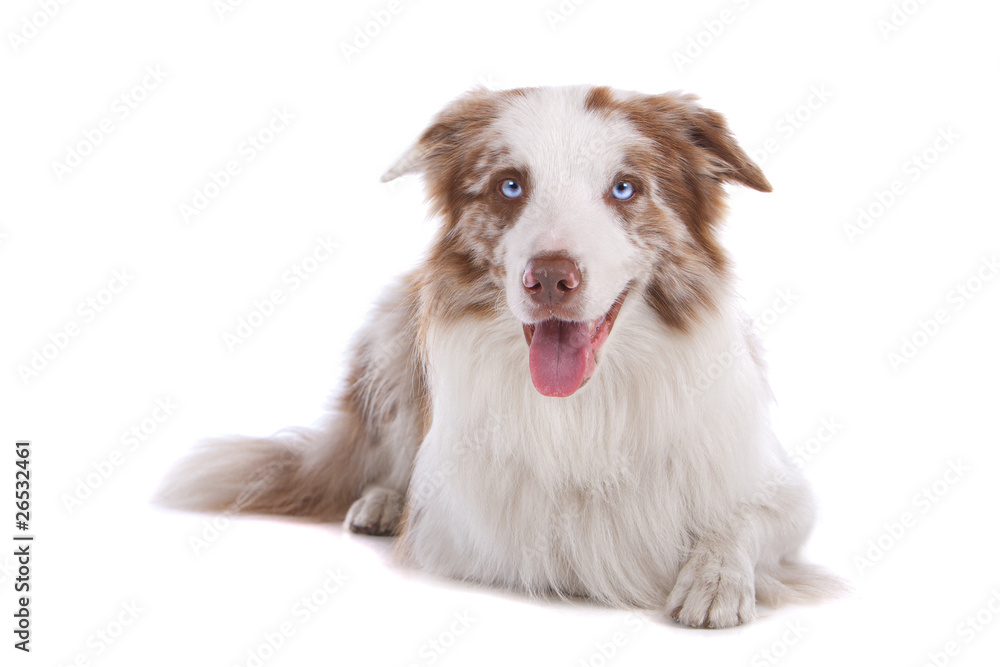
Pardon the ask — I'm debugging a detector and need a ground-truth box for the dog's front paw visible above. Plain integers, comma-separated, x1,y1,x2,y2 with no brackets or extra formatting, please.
666,546,756,629
346,486,403,536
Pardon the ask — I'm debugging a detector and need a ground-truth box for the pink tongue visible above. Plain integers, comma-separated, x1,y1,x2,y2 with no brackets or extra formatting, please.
528,319,594,397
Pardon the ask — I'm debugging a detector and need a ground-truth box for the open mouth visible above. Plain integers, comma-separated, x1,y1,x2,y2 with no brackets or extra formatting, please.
521,289,628,397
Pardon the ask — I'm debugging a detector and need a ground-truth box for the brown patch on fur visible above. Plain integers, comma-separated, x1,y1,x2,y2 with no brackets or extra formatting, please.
483,167,532,229
618,94,768,251
405,279,434,442
411,88,528,229
606,186,719,335
392,89,539,332
618,98,726,265
310,393,381,518
643,268,714,334
594,92,770,332
416,230,504,333
584,85,618,116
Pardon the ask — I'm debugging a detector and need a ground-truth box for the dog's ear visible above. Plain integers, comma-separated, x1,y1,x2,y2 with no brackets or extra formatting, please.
380,88,509,183
380,142,426,182
678,95,771,193
625,92,771,193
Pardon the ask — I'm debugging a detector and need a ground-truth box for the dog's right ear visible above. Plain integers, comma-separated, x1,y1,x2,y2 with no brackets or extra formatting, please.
380,88,516,183
380,139,428,182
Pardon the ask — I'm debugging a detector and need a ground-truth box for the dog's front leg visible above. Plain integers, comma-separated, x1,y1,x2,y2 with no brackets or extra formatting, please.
666,524,759,629
666,467,817,628
345,485,405,535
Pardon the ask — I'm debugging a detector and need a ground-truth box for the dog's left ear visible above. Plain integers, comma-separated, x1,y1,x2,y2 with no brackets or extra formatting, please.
680,97,772,193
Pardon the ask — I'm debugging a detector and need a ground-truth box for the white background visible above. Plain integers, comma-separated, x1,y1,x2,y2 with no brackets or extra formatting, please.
3,0,999,665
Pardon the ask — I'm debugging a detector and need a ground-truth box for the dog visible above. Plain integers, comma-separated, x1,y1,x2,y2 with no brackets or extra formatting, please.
158,85,844,628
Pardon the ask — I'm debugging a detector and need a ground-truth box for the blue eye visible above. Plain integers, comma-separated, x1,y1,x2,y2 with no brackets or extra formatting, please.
500,179,523,198
611,181,635,200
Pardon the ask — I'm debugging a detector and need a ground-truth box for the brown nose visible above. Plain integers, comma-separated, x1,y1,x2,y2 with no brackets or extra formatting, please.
523,255,582,306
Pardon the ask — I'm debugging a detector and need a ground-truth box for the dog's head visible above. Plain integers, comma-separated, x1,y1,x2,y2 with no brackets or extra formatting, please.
383,86,770,397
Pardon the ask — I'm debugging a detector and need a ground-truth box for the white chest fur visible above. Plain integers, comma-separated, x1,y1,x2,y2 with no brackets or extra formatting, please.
404,297,780,608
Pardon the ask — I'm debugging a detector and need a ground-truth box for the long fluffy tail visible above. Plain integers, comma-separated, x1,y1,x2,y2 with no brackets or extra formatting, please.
156,277,426,522
153,424,366,520
755,559,851,608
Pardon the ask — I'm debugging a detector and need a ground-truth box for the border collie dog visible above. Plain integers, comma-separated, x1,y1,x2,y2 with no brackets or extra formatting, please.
159,86,843,628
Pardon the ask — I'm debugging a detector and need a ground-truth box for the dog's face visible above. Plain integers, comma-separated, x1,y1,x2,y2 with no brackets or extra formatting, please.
384,86,770,397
